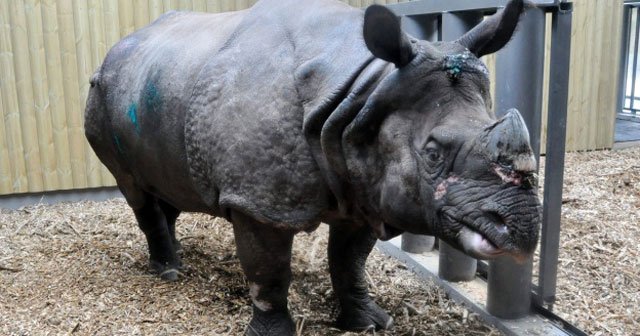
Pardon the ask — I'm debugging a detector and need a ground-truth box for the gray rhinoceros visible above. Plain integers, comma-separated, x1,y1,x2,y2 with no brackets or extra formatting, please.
85,0,540,334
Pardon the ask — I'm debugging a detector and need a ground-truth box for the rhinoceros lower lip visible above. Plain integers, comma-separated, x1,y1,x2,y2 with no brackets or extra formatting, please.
458,226,505,259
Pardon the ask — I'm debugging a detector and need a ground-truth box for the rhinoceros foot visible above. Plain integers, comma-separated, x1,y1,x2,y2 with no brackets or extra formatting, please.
245,306,295,336
336,299,393,331
149,259,183,282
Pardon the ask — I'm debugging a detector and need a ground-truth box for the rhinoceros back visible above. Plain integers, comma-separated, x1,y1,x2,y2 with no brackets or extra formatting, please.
87,0,373,228
85,10,245,211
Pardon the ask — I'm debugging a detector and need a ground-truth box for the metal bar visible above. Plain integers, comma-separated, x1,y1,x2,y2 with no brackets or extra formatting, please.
377,238,582,336
634,8,640,116
630,8,640,111
0,186,122,209
401,232,435,253
488,6,546,319
400,14,439,254
436,11,484,282
387,0,560,17
618,6,631,114
538,4,573,306
401,14,439,41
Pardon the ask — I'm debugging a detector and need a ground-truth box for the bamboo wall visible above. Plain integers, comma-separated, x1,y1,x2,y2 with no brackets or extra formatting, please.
0,0,624,195
565,0,623,152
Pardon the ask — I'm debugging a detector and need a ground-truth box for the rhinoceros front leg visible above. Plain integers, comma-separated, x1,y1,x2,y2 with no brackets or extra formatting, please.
231,211,296,336
132,193,182,281
328,222,393,331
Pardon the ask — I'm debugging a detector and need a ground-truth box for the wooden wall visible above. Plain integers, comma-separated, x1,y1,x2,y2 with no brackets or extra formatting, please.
564,0,623,152
0,0,623,195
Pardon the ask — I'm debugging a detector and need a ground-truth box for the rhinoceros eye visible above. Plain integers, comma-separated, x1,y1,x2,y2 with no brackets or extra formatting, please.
424,141,442,164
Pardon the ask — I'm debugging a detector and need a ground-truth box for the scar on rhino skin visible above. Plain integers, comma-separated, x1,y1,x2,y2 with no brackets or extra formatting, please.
434,176,460,200
127,103,140,133
492,164,523,186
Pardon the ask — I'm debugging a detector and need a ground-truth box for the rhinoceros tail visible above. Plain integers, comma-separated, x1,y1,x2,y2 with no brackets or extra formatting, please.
89,65,102,88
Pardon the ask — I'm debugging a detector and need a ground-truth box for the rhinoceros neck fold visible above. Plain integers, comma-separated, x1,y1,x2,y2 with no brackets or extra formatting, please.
302,58,395,219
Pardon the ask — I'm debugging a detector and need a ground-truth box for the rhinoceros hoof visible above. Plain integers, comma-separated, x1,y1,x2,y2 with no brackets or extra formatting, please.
149,260,183,281
173,239,183,255
336,300,394,332
245,307,295,336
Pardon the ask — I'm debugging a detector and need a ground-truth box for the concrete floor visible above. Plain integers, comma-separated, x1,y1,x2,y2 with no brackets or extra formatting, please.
615,115,640,143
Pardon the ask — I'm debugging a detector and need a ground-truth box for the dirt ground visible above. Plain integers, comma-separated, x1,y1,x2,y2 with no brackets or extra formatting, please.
542,147,640,335
0,147,638,335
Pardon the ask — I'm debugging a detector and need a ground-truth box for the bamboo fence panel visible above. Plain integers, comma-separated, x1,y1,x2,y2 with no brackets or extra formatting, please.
0,90,12,192
2,0,28,194
118,0,135,36
150,0,164,20
42,0,74,188
9,1,44,192
55,1,85,187
134,0,150,29
24,0,58,190
565,0,622,151
596,0,623,149
0,0,626,195
192,0,208,12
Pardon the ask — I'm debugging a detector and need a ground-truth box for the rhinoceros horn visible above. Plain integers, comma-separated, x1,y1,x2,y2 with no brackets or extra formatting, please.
482,109,536,173
457,0,526,58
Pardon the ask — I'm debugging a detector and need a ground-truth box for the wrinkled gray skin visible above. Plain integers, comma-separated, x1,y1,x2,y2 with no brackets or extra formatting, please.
85,0,540,334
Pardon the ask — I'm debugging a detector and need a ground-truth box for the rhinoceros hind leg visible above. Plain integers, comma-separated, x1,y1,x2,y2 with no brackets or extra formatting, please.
132,192,182,281
157,199,182,254
328,223,393,331
231,211,296,336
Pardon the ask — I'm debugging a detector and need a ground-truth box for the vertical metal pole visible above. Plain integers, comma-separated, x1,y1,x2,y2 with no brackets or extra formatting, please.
630,7,640,112
437,11,484,282
487,6,545,319
401,14,439,41
400,14,439,254
618,6,631,113
538,3,573,308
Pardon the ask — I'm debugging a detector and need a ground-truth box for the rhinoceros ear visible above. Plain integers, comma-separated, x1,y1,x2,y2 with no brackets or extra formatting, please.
457,0,526,57
363,5,415,67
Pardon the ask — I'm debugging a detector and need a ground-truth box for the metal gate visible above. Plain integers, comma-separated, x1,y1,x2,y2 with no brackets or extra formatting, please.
620,1,640,117
377,1,586,335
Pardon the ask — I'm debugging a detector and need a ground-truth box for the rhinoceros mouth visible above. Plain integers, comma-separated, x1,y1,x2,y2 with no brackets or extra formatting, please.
442,211,507,260
457,226,506,259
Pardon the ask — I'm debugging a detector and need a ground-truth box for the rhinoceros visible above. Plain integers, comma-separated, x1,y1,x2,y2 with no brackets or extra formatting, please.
84,0,540,333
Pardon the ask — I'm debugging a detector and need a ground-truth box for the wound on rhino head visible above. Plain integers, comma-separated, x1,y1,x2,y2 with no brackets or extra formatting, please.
443,50,489,81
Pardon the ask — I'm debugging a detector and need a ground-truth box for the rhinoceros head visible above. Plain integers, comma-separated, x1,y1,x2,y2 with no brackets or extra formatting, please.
339,0,539,260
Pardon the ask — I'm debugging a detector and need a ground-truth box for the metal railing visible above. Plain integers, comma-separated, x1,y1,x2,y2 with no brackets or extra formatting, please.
620,1,640,117
383,0,582,334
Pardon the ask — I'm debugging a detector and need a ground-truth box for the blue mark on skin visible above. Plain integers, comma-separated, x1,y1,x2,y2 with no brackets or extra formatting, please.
127,103,140,133
143,81,162,113
113,134,124,154
443,50,489,81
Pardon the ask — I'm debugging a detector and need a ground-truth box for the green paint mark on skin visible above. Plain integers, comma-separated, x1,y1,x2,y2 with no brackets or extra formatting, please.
144,81,162,113
443,50,489,81
114,134,124,154
127,103,140,133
